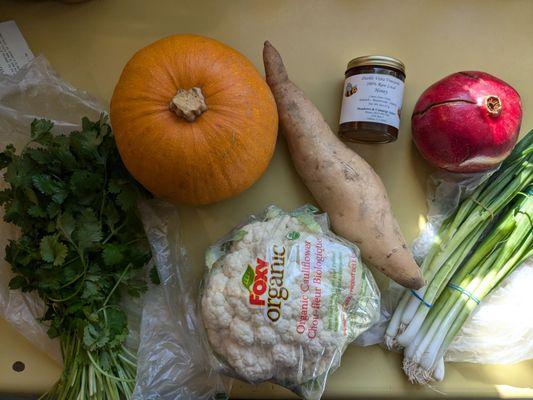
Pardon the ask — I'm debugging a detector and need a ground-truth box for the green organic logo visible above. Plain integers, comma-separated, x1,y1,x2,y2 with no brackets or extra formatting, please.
241,265,255,291
286,231,300,240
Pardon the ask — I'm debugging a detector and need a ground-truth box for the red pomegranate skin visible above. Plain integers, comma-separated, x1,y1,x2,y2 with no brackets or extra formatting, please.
411,71,522,172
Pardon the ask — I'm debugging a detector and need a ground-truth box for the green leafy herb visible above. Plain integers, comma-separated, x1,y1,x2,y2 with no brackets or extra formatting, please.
149,265,161,285
39,235,68,266
0,116,151,400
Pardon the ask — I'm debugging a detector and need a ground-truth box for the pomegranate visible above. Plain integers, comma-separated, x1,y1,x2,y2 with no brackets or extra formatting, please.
411,71,522,172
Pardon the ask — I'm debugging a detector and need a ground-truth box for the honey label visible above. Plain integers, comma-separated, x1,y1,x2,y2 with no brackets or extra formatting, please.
339,73,404,129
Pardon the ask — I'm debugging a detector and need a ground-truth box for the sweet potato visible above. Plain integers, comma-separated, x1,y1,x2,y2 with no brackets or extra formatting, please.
263,41,424,289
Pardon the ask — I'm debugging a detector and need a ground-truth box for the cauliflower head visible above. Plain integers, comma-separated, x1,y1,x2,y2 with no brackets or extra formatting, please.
201,206,380,388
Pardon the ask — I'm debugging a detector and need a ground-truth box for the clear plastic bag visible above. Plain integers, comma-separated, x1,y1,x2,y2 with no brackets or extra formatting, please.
134,200,230,400
137,202,380,400
0,56,103,364
356,169,533,366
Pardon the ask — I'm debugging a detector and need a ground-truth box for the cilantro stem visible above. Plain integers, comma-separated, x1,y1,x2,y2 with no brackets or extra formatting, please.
99,160,107,221
121,345,137,361
78,367,86,400
58,257,84,289
86,350,135,383
102,263,132,308
102,220,128,244
88,364,95,397
118,352,137,368
111,352,134,396
46,279,85,303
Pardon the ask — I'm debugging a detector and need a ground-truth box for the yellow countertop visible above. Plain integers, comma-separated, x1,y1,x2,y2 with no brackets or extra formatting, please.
1,0,532,398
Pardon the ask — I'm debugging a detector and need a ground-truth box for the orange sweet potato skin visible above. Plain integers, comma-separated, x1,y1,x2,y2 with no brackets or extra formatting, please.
263,41,424,290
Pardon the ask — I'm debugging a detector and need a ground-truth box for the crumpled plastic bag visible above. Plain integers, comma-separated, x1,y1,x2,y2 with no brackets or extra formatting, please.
0,55,103,364
135,200,231,400
356,169,533,365
136,202,380,400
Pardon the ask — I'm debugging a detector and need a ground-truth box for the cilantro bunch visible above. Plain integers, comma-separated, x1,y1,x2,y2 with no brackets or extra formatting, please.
0,116,152,399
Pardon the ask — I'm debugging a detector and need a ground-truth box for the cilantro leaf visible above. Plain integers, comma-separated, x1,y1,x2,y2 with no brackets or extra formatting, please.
126,278,147,298
4,199,25,225
31,119,54,140
26,148,52,165
149,266,161,285
0,189,12,205
106,308,128,348
47,326,60,339
116,186,138,211
39,235,68,266
70,129,104,161
5,156,34,187
74,209,102,250
103,202,119,231
28,205,47,218
127,245,151,268
69,170,104,194
57,212,76,241
0,146,14,169
32,175,68,204
83,323,100,349
47,202,61,218
51,135,77,170
82,280,100,300
108,179,122,194
23,187,39,205
102,244,124,266
9,275,27,290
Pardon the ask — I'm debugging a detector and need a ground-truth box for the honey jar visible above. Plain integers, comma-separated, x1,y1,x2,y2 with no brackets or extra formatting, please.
339,55,406,143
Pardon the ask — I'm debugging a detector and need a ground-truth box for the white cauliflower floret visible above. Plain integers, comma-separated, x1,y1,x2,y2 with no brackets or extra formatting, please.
225,279,251,320
230,318,255,346
201,209,379,389
242,350,274,382
203,291,233,329
222,250,252,278
272,317,290,334
209,328,228,354
207,270,228,293
272,343,298,367
256,325,279,345
319,327,340,349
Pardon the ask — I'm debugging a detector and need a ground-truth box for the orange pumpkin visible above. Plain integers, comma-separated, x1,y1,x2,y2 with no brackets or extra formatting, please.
110,35,278,205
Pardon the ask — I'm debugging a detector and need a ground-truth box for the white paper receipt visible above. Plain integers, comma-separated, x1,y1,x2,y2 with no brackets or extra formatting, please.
0,21,33,75
339,73,404,129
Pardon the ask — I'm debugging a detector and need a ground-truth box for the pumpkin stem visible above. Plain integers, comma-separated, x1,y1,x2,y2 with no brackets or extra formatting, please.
169,87,207,122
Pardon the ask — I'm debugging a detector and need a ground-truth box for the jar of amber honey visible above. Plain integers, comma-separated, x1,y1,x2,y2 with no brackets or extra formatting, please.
339,55,406,143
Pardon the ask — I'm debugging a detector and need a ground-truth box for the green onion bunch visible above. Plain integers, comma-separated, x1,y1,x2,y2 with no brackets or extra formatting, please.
385,131,533,383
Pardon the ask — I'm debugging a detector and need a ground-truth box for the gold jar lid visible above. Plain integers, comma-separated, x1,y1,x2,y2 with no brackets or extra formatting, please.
346,55,406,75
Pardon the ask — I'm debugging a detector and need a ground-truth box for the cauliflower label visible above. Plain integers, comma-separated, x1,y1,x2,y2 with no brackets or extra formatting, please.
241,235,359,339
243,245,289,323
297,238,325,338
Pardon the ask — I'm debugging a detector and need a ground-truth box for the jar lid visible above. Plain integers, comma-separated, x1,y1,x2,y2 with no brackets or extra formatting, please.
346,55,405,75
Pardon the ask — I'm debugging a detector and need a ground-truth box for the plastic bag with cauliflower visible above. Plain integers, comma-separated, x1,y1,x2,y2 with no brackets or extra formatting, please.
200,205,380,399
136,202,380,400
